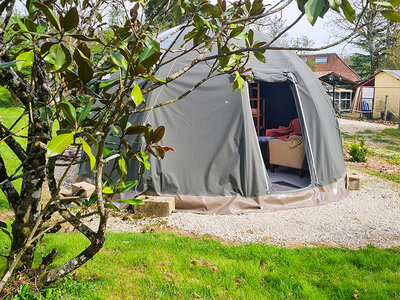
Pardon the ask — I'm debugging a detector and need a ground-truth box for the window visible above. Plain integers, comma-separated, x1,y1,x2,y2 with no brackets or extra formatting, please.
315,57,327,63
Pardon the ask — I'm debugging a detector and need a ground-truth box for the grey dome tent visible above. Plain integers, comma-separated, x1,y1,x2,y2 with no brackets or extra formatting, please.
79,28,347,214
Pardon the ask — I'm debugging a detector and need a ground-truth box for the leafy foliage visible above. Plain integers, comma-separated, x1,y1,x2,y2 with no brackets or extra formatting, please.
349,137,368,162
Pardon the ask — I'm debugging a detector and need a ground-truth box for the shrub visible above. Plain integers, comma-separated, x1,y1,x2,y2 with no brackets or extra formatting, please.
349,137,368,162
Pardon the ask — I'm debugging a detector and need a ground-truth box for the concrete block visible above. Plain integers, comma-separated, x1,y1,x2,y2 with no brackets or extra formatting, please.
135,196,175,217
72,181,95,197
347,173,361,190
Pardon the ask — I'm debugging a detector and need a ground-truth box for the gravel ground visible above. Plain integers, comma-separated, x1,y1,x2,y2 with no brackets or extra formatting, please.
82,172,400,249
338,118,389,135
168,172,400,248
77,118,400,248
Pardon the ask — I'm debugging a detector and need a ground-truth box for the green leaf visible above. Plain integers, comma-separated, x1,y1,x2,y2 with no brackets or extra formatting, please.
305,0,326,25
66,34,104,44
37,22,47,33
47,132,74,157
381,10,400,22
115,199,144,205
389,0,400,6
32,1,61,30
12,17,28,32
145,124,153,145
340,0,355,23
254,51,266,63
118,156,128,180
116,180,138,193
59,101,77,126
64,7,79,32
126,124,147,135
79,137,95,170
137,46,155,65
77,102,91,125
248,29,254,45
201,3,222,18
131,83,144,107
297,0,307,13
51,44,66,71
78,60,93,84
86,191,97,207
230,26,244,38
16,51,34,71
1,228,12,241
110,50,127,70
103,147,115,159
102,186,114,194
0,60,20,70
152,126,165,143
104,203,120,211
99,78,119,88
83,132,98,150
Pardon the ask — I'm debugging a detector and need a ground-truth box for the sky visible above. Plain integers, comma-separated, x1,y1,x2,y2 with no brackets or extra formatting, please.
279,1,357,57
10,0,359,57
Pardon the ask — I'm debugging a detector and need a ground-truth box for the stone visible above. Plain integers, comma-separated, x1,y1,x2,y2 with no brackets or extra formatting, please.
59,187,72,196
134,196,175,217
72,181,95,197
347,173,361,190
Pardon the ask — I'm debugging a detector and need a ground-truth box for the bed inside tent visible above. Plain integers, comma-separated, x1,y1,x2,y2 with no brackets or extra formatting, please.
248,80,311,192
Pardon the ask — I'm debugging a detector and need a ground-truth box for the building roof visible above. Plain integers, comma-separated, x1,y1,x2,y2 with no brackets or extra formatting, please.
357,69,400,87
382,70,400,81
316,71,357,86
299,53,361,82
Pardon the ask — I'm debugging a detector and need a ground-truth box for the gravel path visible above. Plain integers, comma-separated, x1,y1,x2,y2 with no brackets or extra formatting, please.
82,172,400,249
338,118,389,135
77,118,400,248
167,172,400,248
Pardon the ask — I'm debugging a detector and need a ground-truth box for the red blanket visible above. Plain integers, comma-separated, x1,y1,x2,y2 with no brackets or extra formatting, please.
265,118,302,140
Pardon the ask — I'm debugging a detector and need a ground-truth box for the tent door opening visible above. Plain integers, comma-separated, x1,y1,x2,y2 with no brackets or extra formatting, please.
249,80,312,192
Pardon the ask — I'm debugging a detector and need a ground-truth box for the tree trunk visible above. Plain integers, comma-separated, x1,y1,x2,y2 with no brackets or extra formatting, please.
8,53,50,271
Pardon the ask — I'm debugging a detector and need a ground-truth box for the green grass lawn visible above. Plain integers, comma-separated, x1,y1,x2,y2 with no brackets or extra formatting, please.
1,232,399,299
0,99,28,211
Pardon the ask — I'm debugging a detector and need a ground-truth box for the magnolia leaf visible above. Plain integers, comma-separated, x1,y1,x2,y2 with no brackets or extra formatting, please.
32,1,61,30
116,180,138,193
131,83,144,107
254,51,266,63
64,7,79,32
77,102,91,125
102,186,114,194
115,199,144,205
104,203,120,211
83,132,98,150
110,50,127,70
47,132,74,157
137,45,155,65
305,0,325,25
201,3,221,18
340,0,355,23
51,44,66,71
16,51,34,71
117,156,128,180
152,126,165,144
126,124,147,135
58,101,77,126
381,10,400,22
79,137,95,170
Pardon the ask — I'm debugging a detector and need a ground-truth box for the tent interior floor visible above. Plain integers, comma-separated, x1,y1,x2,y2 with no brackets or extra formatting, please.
267,166,311,191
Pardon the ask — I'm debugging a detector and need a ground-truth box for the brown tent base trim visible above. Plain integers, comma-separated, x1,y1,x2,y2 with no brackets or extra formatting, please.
142,173,348,215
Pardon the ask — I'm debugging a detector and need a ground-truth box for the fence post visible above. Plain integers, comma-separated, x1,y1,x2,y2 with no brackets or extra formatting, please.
383,95,389,121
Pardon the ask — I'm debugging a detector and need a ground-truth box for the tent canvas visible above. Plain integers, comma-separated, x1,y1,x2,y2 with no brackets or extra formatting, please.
79,28,347,214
